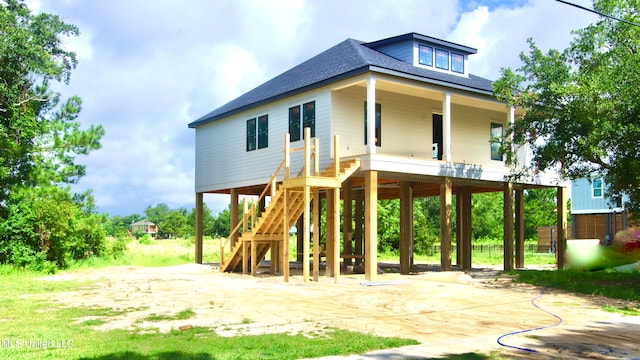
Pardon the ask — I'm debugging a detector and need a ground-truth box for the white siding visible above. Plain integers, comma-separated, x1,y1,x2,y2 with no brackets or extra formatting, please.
450,105,507,167
195,89,332,192
331,86,507,168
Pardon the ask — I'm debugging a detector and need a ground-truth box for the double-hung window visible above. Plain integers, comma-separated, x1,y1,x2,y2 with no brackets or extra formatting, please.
592,178,603,198
246,115,268,151
364,102,381,147
288,101,315,141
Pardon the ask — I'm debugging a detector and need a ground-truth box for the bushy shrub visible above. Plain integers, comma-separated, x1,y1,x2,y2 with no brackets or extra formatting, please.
138,234,153,245
0,186,107,270
104,237,128,259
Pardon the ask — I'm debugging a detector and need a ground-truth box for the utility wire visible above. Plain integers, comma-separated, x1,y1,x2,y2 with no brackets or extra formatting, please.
555,0,640,27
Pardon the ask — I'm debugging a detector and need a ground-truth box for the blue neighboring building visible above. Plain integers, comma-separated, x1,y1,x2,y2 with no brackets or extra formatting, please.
571,177,629,244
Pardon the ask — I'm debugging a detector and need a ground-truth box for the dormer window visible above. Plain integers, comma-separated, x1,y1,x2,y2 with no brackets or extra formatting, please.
418,45,433,67
451,52,464,74
435,49,449,70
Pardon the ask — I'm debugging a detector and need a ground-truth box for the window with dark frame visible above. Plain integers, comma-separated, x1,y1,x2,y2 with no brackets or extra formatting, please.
246,118,256,152
257,115,268,149
451,52,464,73
288,101,315,141
418,45,433,67
303,101,315,138
490,123,503,161
364,102,381,147
288,106,301,142
435,49,449,70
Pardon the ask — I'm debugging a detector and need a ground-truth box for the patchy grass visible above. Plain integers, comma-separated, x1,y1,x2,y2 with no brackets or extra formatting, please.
604,305,640,316
141,309,196,322
513,269,640,302
0,270,417,360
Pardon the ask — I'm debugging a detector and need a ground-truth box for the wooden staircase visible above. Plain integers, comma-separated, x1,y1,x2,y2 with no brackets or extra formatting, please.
219,158,360,273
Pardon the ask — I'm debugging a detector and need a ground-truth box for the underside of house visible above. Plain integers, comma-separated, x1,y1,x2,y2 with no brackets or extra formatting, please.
193,129,568,283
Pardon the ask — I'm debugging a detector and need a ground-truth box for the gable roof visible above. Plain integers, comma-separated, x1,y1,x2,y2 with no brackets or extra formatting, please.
189,34,494,128
130,220,156,227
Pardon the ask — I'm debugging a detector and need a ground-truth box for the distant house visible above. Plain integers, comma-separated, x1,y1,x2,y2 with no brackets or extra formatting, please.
571,177,629,244
130,220,158,237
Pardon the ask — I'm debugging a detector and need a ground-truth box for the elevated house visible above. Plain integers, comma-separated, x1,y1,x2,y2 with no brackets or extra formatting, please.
571,177,629,245
130,220,158,237
189,32,567,282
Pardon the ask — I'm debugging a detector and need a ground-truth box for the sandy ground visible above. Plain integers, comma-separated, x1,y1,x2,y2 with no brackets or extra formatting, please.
37,263,640,360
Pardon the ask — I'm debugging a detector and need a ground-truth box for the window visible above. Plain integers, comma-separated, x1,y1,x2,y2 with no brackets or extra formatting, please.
364,102,381,147
288,106,301,142
490,123,503,161
451,52,464,73
246,115,268,151
592,178,603,198
418,45,433,66
246,118,256,151
257,115,268,149
302,101,315,138
435,49,449,70
288,101,315,141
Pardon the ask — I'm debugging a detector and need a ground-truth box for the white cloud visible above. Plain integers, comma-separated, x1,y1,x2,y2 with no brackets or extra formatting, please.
450,0,599,79
205,44,266,105
26,0,603,216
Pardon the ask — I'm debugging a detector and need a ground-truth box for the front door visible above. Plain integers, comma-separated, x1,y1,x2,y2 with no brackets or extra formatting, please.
432,114,443,160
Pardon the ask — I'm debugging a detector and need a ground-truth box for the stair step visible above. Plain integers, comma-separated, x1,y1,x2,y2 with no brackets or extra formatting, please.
220,159,359,273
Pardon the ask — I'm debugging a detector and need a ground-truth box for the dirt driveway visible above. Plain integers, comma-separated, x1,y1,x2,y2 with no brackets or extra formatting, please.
41,263,640,359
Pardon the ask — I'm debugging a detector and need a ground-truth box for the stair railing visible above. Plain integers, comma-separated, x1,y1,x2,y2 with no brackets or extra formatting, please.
218,127,326,267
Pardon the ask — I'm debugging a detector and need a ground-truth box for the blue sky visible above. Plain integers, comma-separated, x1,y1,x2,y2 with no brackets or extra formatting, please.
29,0,597,216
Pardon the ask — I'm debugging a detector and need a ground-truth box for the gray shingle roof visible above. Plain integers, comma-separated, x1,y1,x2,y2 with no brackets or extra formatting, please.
189,37,494,128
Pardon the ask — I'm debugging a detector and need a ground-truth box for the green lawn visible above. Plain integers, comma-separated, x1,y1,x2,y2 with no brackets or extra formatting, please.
0,266,417,360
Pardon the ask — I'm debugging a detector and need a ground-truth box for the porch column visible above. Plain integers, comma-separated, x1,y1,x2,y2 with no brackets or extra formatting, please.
442,92,452,162
230,189,239,248
343,180,353,266
332,188,341,282
195,192,203,264
354,189,364,265
504,182,514,271
326,189,338,278
557,186,568,269
440,177,452,271
364,170,378,280
458,186,472,270
367,76,377,155
399,181,413,275
515,188,525,269
296,216,303,262
282,188,290,282
313,190,320,281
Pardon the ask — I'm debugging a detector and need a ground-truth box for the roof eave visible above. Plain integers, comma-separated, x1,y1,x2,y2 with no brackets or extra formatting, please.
188,66,372,128
189,66,496,128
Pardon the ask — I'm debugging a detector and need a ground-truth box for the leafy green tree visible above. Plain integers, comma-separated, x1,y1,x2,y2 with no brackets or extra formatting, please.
212,207,231,238
377,200,400,253
161,210,188,238
493,0,640,220
471,193,503,241
523,188,559,239
187,203,214,237
0,0,105,269
144,203,171,226
0,0,104,215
